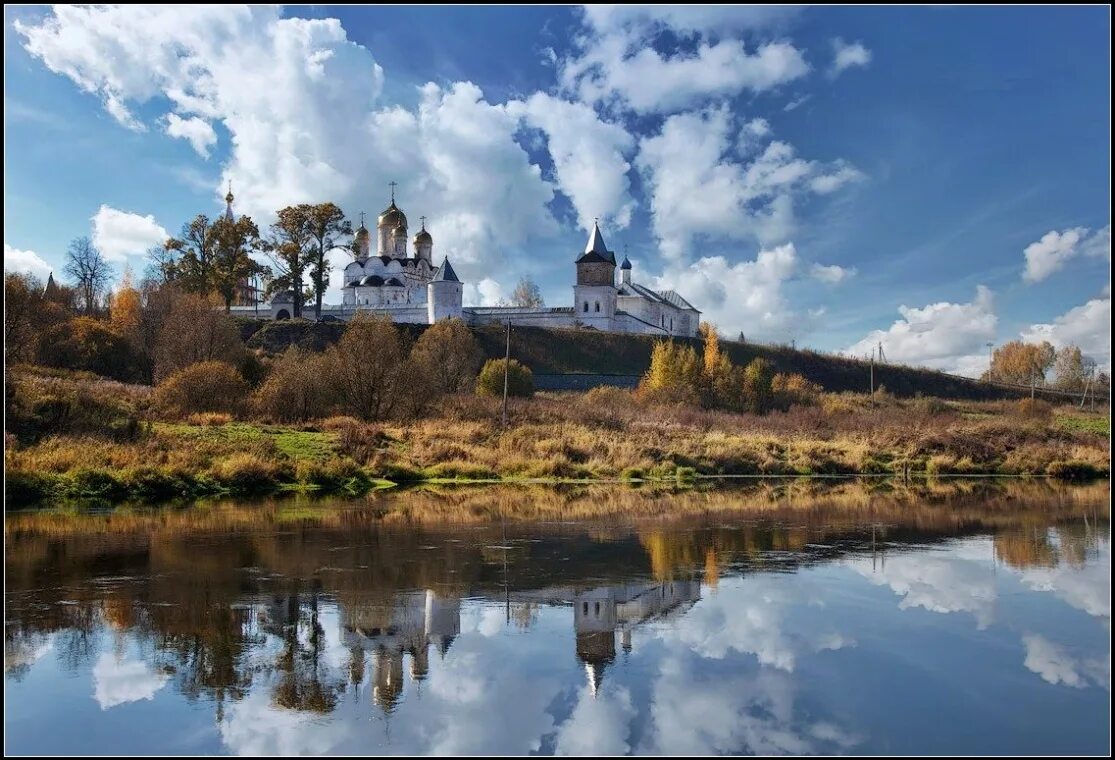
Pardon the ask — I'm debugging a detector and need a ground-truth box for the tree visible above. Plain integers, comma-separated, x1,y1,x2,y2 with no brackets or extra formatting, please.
476,358,534,398
153,292,246,382
64,237,112,314
253,347,332,422
38,316,137,381
167,215,217,295
989,340,1056,385
409,318,484,397
210,215,268,312
110,266,142,334
153,360,249,418
144,242,179,285
302,203,352,320
326,313,409,419
1052,345,1095,391
5,273,43,365
265,206,315,319
510,276,545,309
741,357,775,414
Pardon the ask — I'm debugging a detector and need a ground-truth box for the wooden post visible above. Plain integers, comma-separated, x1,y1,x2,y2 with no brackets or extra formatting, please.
869,347,875,407
501,319,511,429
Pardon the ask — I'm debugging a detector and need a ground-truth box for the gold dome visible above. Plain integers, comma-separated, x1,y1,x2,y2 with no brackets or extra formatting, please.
393,222,407,238
413,228,432,245
378,202,407,230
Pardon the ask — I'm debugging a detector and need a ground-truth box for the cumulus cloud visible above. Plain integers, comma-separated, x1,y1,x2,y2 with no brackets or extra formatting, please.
4,243,53,279
1021,634,1107,689
1022,225,1110,283
636,106,864,259
1021,296,1111,371
553,685,637,755
829,38,872,78
507,93,636,231
654,243,817,342
559,8,808,115
16,6,561,290
844,286,998,375
91,205,170,262
810,263,856,284
165,113,217,158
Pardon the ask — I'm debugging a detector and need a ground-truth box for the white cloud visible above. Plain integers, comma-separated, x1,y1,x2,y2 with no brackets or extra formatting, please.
783,94,811,112
1021,296,1111,371
4,243,53,280
829,38,872,78
654,243,817,342
92,652,170,709
464,277,507,307
810,263,856,284
165,113,217,158
636,107,864,259
1022,225,1109,283
737,117,772,156
553,685,636,756
581,6,804,37
16,6,560,287
1021,634,1107,689
844,286,998,374
507,93,636,231
91,205,170,263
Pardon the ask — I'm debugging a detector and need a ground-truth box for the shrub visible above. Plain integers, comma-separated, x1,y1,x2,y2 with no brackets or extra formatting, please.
38,317,139,382
772,372,822,409
6,368,144,442
742,358,775,414
153,361,249,418
409,318,484,396
911,396,950,416
1015,398,1054,423
326,314,409,420
186,412,233,426
211,453,284,495
476,359,534,398
253,347,331,422
154,293,246,383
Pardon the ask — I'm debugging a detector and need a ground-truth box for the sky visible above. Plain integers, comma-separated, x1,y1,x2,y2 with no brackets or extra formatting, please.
3,5,1111,375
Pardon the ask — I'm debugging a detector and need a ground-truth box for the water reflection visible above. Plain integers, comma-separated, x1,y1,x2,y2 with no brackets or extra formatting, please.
4,479,1110,755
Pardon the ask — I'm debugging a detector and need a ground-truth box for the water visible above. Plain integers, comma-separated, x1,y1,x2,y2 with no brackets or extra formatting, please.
4,481,1111,755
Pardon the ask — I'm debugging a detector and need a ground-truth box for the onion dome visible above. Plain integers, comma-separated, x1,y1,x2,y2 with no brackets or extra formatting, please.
378,202,407,230
354,211,370,240
414,228,432,246
359,275,384,287
620,255,632,270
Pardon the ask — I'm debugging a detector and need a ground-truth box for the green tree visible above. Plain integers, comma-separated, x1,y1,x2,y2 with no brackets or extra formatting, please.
210,214,269,312
302,203,352,320
264,206,315,319
167,215,218,295
476,358,534,398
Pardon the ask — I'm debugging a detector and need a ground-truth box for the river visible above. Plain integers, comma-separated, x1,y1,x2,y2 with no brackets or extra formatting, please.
4,479,1110,755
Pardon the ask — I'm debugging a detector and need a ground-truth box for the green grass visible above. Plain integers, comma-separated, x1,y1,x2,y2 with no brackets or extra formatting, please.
154,422,338,461
1055,413,1110,437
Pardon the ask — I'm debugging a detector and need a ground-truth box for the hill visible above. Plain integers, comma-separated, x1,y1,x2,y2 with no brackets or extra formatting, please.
237,318,1073,402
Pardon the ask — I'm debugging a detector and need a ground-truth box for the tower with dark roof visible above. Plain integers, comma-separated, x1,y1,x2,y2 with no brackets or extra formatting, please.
428,257,463,322
573,220,618,329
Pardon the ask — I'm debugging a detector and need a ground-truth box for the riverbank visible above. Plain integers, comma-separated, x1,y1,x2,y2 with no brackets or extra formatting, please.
5,382,1109,507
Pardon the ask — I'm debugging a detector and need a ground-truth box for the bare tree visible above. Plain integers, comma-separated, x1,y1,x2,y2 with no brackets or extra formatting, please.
64,237,112,314
510,276,544,308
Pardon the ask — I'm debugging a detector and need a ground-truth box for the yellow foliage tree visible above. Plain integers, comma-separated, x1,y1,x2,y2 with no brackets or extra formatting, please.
110,266,142,335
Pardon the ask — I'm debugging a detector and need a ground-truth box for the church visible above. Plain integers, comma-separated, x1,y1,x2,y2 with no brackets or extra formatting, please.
266,193,701,338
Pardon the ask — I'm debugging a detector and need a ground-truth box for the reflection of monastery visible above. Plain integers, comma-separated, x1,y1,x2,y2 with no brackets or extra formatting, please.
249,189,701,337
339,581,700,712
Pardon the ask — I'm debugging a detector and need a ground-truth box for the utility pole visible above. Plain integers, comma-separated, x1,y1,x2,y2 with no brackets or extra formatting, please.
501,318,511,429
869,346,875,407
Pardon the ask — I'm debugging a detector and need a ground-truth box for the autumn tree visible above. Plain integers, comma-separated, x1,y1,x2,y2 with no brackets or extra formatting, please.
510,276,545,309
741,357,775,414
64,236,112,314
5,273,44,365
153,292,246,382
640,340,702,404
326,313,409,419
989,340,1056,385
210,214,268,312
265,206,315,319
167,215,217,295
110,266,142,335
301,203,352,320
144,242,179,285
253,347,331,422
476,358,534,398
409,318,484,397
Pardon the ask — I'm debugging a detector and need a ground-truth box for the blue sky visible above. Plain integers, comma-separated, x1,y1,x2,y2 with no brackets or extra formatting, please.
4,5,1110,374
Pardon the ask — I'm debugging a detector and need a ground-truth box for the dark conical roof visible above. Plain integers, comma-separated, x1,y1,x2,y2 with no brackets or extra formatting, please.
432,257,459,282
620,255,631,270
575,220,616,265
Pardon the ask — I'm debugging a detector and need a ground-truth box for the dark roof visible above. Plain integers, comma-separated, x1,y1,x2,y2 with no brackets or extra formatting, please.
620,255,631,270
576,221,616,265
384,277,404,287
575,251,616,265
359,275,384,287
432,258,460,282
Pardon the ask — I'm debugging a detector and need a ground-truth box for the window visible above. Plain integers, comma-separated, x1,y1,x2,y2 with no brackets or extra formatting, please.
583,301,589,313
583,602,588,614
595,602,600,616
595,301,600,312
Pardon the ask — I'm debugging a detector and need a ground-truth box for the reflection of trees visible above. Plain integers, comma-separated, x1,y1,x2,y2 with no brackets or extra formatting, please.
3,479,1109,719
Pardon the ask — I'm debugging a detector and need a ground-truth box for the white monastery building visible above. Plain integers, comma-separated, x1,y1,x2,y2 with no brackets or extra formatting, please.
263,193,700,337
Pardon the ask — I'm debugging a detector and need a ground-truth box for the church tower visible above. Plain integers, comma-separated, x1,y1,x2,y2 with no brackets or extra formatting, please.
354,212,371,261
377,182,407,257
428,257,463,323
573,220,617,329
413,217,433,263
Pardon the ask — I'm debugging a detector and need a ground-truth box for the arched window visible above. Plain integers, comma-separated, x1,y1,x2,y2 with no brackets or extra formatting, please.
583,301,588,313
595,302,600,312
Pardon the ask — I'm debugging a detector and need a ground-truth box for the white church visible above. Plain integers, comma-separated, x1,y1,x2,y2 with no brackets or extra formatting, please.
265,193,701,337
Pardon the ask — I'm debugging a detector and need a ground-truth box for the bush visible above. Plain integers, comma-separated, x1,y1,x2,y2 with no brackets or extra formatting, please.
210,453,284,495
153,361,249,418
38,317,139,382
253,347,331,422
911,396,950,416
154,294,246,383
186,412,233,426
772,372,822,409
1016,398,1054,423
6,368,144,442
476,359,534,398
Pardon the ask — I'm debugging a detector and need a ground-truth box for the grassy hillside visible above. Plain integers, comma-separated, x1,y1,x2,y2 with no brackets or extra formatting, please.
238,319,1054,402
